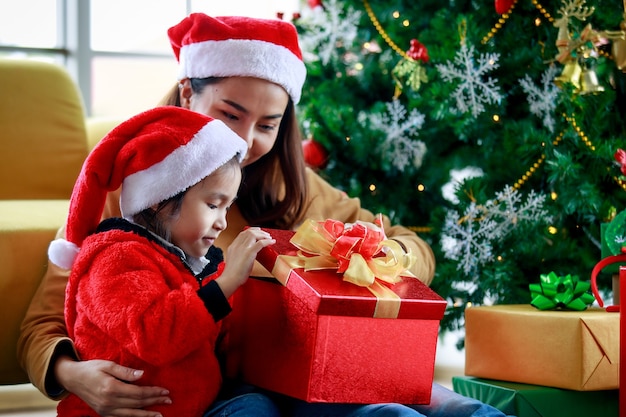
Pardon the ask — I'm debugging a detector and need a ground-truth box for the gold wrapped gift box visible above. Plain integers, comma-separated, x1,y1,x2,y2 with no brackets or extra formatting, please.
464,304,619,391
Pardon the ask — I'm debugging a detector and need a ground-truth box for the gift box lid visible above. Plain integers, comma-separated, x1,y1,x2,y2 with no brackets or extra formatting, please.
254,227,446,320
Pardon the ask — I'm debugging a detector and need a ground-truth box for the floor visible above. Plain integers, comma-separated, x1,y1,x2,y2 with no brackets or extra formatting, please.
0,332,464,416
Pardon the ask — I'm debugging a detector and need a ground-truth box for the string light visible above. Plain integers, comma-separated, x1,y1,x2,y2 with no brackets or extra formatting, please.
417,183,425,192
369,183,376,192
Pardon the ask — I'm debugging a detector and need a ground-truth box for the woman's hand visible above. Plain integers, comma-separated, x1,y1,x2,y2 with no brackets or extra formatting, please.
56,356,171,417
216,227,275,298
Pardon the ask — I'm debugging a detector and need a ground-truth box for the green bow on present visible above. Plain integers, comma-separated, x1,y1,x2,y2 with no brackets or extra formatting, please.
529,272,595,311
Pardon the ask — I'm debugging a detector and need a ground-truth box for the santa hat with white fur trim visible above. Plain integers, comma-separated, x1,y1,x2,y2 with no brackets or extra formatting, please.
168,13,306,104
48,106,247,270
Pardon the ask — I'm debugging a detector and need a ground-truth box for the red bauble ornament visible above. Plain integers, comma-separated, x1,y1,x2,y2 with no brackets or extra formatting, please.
407,39,429,63
615,149,626,176
302,138,328,169
495,0,515,14
308,0,323,9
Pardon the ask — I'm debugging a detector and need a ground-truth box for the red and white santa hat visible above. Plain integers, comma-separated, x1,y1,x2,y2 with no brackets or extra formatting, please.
168,13,306,104
48,106,248,270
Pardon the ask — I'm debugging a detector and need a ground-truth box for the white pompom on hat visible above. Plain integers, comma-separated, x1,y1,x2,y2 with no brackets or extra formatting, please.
48,106,248,270
168,13,306,104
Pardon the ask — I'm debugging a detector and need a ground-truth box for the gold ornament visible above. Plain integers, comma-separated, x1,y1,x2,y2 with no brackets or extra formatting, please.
578,67,605,94
613,20,626,72
553,0,594,63
554,60,582,90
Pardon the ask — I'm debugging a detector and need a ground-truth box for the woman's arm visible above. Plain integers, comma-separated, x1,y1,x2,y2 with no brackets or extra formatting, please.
17,238,75,397
303,168,435,285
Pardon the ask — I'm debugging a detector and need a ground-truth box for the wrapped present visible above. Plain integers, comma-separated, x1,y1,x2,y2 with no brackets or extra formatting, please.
236,220,447,404
464,304,619,391
452,376,618,417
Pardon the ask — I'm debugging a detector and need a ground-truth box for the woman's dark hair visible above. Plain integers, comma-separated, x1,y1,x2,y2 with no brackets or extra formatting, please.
159,78,309,229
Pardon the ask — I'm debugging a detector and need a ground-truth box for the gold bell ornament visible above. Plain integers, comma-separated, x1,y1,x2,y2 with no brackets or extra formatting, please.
554,60,582,90
578,66,605,94
613,20,626,72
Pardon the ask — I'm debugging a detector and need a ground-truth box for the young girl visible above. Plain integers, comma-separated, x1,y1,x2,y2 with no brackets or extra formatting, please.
48,106,276,417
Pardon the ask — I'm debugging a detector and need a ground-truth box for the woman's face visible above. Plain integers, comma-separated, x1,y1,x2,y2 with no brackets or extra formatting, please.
181,77,290,167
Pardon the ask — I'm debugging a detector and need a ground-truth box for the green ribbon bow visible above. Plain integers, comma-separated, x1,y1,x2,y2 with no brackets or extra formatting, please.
529,272,595,311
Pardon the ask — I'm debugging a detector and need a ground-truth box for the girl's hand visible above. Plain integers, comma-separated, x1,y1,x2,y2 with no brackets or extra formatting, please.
56,356,171,417
216,227,275,298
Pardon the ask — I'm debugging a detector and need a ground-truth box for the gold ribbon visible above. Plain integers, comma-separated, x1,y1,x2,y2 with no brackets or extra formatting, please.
270,219,417,318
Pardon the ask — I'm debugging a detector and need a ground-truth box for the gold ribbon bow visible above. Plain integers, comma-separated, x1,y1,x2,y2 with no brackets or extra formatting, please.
273,219,417,318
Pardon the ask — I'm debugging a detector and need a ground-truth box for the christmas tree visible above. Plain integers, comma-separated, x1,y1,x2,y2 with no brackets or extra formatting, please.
291,0,626,339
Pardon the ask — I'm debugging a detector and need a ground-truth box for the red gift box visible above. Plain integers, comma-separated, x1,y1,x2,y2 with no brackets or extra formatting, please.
236,224,446,404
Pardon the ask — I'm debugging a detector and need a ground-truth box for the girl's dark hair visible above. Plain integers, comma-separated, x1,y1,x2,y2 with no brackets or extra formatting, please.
132,192,185,241
132,157,242,240
159,78,309,229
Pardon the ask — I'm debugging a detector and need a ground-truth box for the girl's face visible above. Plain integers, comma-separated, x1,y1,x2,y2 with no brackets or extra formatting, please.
181,77,290,167
166,164,241,258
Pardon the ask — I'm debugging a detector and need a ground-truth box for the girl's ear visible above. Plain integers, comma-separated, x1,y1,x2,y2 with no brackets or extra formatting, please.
179,79,193,109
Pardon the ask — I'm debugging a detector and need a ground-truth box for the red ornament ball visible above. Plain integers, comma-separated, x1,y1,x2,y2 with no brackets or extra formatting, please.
495,0,515,14
308,0,323,9
407,39,429,63
302,138,328,169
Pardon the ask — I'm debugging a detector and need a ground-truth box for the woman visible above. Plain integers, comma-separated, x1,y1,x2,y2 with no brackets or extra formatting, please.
19,13,507,417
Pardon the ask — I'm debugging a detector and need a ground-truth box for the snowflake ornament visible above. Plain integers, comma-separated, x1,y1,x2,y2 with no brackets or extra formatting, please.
440,185,551,274
361,100,427,172
436,43,503,118
297,0,361,65
519,65,561,132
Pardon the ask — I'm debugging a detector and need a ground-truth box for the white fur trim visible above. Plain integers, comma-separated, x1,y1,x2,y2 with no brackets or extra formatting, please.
48,238,80,270
120,120,247,219
178,39,306,103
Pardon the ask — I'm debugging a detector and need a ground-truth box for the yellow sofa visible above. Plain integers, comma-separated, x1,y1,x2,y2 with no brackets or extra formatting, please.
0,59,121,385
